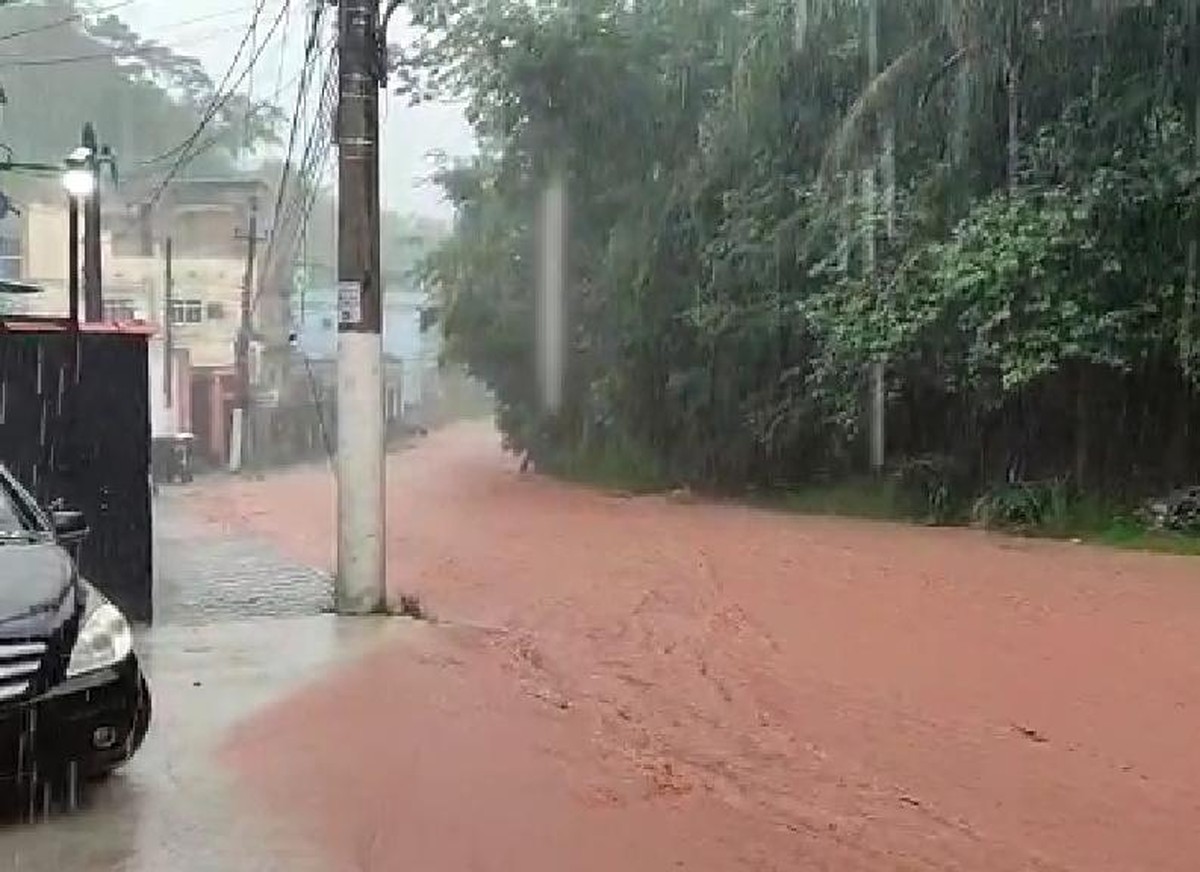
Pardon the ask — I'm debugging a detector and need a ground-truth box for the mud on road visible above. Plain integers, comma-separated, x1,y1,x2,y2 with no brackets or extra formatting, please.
191,423,1200,871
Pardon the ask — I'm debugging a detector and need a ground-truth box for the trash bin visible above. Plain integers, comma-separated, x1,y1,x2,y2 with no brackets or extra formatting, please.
151,433,195,484
174,433,195,483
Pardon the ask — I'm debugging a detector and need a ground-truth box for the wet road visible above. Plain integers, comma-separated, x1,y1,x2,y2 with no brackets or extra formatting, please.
2,616,402,871
190,422,1200,872
2,497,397,872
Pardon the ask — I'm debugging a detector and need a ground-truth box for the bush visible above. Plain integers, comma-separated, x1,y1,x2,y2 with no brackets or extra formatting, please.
894,455,971,525
973,479,1073,532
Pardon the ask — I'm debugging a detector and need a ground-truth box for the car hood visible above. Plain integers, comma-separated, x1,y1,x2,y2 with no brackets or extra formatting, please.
0,542,77,635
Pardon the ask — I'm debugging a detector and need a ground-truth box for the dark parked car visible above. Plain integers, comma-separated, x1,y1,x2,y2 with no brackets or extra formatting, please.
0,464,150,789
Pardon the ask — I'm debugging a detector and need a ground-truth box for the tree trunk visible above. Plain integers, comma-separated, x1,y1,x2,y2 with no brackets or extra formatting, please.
1005,0,1022,194
1075,365,1089,491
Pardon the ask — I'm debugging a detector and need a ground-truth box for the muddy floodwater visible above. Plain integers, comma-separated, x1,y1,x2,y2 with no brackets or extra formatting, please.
184,422,1200,871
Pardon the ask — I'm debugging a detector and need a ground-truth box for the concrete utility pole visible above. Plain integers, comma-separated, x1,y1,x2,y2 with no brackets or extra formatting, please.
163,236,174,409
77,122,117,322
81,123,102,322
233,196,264,472
335,0,386,614
67,195,80,327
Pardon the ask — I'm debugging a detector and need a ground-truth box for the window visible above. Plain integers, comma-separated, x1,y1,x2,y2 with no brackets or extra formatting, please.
0,470,43,535
321,316,334,331
103,299,138,321
206,302,226,320
169,299,203,325
0,233,21,282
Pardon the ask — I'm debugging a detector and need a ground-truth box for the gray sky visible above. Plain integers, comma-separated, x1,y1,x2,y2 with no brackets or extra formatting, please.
118,0,476,219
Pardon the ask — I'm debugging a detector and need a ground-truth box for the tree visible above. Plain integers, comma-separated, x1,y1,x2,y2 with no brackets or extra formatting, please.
409,0,1200,499
0,1,282,184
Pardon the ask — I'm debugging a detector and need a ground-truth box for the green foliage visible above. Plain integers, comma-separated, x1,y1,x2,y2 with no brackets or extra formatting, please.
0,2,283,180
771,479,907,523
1093,522,1200,557
407,0,1200,506
894,455,972,525
552,436,673,495
973,480,1074,533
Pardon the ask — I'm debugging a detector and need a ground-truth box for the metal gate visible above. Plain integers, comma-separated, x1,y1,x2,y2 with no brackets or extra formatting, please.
0,319,153,622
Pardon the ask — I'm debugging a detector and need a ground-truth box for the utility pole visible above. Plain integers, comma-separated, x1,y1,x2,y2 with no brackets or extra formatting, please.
233,196,262,472
81,123,103,322
163,237,174,409
67,196,80,327
335,0,386,613
66,189,81,391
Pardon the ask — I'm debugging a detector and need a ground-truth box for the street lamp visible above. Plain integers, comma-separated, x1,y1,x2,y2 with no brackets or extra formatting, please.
62,147,96,199
62,145,94,326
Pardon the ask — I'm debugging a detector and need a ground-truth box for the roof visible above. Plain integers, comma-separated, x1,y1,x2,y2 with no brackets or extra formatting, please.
116,175,272,208
0,281,44,295
0,316,157,337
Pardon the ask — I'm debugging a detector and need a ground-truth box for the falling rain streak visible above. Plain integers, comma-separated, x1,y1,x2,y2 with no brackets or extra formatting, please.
537,172,567,414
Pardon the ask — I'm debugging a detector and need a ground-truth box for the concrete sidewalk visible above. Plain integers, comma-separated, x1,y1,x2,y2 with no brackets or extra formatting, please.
2,493,395,872
154,489,334,626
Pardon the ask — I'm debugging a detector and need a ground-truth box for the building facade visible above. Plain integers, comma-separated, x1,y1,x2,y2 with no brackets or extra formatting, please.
8,178,289,465
293,274,438,420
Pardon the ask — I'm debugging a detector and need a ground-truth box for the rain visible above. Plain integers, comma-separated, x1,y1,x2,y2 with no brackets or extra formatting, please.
1,1,1200,870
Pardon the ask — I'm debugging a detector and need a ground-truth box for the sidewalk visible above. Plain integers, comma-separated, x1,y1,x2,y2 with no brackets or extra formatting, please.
154,488,333,625
3,492,395,872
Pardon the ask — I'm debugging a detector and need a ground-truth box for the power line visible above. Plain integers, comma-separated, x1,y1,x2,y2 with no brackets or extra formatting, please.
146,0,293,206
0,22,247,66
136,0,272,171
136,41,330,171
0,0,136,43
243,0,259,149
293,132,339,462
252,61,335,317
262,3,330,280
258,39,337,270
264,49,336,274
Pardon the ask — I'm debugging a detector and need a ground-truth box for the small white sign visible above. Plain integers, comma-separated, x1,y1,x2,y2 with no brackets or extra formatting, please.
337,280,362,325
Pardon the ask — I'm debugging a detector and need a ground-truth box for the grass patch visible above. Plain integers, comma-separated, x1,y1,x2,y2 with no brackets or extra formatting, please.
1059,515,1200,556
764,477,913,522
544,447,1200,557
767,479,1200,556
549,441,674,495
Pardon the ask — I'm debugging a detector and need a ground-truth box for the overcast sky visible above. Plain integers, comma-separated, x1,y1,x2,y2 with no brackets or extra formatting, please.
118,0,476,220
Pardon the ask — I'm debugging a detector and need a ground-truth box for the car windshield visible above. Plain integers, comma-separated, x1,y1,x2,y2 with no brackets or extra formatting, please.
0,474,42,537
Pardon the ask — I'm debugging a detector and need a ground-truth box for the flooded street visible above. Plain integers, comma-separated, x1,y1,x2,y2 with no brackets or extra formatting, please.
6,1,1200,869
2,615,402,871
189,422,1200,871
0,499,399,871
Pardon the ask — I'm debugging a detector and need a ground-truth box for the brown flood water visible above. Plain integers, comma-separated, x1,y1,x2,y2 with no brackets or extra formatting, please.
196,422,1200,871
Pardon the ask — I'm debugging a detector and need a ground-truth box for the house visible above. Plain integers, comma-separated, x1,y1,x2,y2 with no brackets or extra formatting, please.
7,176,291,466
293,265,439,422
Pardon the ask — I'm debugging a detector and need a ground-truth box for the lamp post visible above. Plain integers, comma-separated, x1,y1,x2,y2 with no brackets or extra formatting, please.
62,147,94,327
58,124,115,323
81,124,102,323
